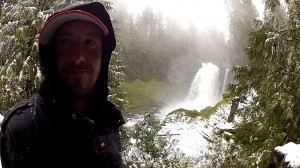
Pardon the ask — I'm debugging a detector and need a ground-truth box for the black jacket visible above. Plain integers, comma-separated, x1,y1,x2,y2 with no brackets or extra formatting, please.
0,93,127,168
1,2,127,168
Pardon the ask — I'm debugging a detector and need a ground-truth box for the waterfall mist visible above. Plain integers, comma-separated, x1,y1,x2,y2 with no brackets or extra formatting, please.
159,62,227,118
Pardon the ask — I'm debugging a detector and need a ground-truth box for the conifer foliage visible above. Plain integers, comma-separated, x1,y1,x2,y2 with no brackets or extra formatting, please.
123,111,195,168
225,0,300,166
108,50,128,113
0,0,48,113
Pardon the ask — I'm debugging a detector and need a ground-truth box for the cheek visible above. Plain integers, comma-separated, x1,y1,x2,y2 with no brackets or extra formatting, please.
87,49,102,69
56,56,66,71
92,56,102,75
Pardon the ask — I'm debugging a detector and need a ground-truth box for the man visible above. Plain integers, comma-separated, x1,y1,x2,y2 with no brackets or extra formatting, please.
1,2,127,168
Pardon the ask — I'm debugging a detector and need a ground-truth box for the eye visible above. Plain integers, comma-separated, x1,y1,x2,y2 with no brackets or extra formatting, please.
85,39,97,46
56,38,71,46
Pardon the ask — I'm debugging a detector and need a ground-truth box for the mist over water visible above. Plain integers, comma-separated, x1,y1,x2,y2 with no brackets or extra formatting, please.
159,62,223,118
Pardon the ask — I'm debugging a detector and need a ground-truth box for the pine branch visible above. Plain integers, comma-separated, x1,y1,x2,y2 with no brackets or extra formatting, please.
274,27,300,35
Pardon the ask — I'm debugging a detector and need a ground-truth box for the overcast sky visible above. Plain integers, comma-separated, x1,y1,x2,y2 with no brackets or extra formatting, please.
120,0,264,35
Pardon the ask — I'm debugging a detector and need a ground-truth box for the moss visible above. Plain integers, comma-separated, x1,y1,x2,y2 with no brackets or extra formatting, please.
123,79,185,112
199,106,214,119
167,98,231,120
169,108,199,118
199,98,231,119
222,91,232,99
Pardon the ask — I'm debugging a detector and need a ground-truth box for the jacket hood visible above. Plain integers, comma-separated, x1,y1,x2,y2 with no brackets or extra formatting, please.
38,2,116,102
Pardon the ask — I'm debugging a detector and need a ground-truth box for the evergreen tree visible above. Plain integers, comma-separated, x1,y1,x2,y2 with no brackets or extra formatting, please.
123,111,195,168
221,0,300,166
0,0,52,113
225,0,258,66
108,51,128,113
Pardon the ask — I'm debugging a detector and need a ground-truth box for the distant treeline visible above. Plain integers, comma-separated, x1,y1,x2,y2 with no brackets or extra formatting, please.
111,0,258,90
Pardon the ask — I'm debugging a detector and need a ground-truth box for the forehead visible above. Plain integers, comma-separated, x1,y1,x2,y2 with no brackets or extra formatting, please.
54,20,103,38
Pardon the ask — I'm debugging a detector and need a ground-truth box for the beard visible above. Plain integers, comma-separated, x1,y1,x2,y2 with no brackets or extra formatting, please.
67,75,95,97
59,63,100,98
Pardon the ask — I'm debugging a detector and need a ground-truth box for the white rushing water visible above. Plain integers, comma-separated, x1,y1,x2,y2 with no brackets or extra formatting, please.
159,62,223,118
221,68,229,93
182,62,221,111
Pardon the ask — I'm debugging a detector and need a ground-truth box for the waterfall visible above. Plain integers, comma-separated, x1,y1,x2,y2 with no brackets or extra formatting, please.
180,62,221,111
221,68,229,93
159,62,222,117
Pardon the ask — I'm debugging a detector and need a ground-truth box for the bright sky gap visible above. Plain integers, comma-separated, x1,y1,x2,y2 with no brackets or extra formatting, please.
123,0,264,38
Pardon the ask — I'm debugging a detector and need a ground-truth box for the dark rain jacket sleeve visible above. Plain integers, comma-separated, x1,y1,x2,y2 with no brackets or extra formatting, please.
1,124,20,168
0,100,35,168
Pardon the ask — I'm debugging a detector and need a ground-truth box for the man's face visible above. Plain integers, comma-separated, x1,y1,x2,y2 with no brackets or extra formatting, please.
54,20,103,97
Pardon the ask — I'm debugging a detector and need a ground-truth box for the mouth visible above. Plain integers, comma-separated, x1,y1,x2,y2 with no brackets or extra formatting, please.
65,68,91,74
69,69,89,72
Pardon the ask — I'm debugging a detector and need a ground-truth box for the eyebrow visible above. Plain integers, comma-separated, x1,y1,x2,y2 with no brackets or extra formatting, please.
53,30,73,41
86,32,103,38
56,31,72,37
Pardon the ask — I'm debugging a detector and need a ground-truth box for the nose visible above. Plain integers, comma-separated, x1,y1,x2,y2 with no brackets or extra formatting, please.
71,43,86,64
